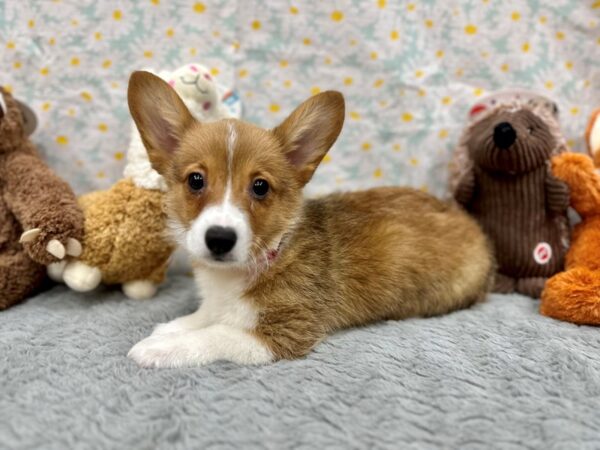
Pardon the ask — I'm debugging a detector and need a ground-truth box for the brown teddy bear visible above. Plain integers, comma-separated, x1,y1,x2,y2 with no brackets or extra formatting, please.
0,87,84,309
452,90,570,298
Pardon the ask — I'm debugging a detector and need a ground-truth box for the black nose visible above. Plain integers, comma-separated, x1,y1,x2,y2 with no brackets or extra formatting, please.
493,122,517,149
205,226,237,256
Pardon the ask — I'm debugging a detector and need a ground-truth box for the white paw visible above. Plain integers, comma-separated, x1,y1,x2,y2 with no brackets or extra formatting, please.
128,333,200,368
122,280,157,300
47,260,67,282
63,261,102,292
152,320,195,337
128,325,274,368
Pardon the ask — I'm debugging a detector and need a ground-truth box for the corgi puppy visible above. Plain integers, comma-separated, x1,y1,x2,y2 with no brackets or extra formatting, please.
127,71,495,368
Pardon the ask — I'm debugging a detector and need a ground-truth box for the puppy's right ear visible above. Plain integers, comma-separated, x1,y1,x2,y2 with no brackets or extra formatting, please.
128,71,195,174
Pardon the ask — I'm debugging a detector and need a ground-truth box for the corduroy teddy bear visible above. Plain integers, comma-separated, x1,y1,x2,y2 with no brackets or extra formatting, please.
540,153,600,325
49,63,241,299
452,90,570,298
0,87,84,309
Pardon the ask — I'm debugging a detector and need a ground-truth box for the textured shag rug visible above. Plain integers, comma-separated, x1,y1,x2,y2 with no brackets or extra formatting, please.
1,275,600,449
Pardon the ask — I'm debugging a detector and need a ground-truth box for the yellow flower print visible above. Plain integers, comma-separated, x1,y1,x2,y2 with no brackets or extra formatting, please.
331,10,344,22
56,136,68,145
373,79,384,88
464,24,477,35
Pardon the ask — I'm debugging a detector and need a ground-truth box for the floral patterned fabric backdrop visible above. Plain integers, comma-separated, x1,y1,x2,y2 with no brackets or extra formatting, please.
1,0,599,197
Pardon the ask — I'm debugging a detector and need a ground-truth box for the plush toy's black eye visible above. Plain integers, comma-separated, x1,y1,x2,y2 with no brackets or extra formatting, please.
188,172,204,192
252,179,269,198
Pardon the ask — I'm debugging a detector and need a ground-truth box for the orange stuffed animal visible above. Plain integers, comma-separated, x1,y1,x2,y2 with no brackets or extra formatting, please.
540,150,600,324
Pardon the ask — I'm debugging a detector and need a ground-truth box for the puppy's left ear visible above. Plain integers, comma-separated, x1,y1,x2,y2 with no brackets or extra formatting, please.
273,91,345,185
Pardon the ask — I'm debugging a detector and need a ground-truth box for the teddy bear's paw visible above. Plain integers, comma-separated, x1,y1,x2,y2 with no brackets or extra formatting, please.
123,280,157,300
63,261,102,292
19,230,82,263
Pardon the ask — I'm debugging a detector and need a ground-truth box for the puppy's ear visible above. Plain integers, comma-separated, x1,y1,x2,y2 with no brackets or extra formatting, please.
272,91,345,185
128,71,195,174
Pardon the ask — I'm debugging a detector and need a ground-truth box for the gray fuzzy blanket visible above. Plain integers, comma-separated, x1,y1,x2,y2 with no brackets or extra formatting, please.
1,276,600,449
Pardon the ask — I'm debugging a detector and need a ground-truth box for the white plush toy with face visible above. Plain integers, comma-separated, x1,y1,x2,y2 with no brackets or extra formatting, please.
124,63,241,191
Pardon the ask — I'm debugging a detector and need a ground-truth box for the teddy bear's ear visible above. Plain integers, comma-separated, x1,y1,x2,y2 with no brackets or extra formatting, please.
128,70,195,175
16,100,37,136
0,93,6,118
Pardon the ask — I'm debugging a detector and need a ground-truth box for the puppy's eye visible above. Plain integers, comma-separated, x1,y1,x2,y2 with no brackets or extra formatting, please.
527,126,534,134
188,172,204,192
252,178,269,199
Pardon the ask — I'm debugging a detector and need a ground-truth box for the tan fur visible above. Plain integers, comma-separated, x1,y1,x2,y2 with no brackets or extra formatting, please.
76,178,174,285
128,72,495,361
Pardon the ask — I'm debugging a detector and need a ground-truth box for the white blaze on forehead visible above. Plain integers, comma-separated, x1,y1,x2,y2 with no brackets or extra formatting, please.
183,120,252,264
227,121,237,173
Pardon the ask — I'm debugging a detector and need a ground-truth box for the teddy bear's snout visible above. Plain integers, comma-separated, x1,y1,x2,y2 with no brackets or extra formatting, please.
493,122,517,149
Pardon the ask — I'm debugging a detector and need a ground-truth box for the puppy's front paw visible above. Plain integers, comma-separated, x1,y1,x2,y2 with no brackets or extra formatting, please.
152,317,200,337
128,334,198,368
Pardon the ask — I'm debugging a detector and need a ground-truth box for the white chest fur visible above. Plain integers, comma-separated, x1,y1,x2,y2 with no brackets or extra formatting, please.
193,267,258,330
128,266,272,368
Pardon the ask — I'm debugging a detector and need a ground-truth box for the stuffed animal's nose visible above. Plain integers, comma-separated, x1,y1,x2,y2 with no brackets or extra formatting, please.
205,226,237,256
493,122,517,149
